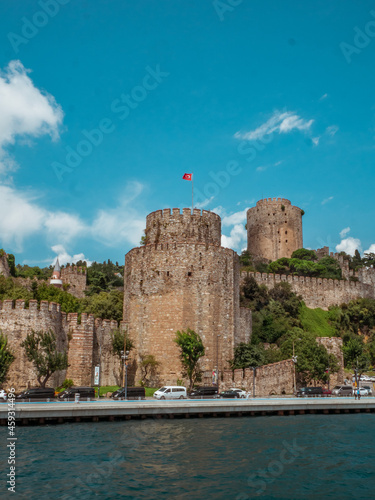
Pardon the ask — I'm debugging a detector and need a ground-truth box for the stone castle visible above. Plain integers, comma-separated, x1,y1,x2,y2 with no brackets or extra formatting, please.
0,198,373,390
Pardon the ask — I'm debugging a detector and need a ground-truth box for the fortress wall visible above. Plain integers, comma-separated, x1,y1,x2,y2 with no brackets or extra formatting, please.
247,198,303,261
0,300,68,391
61,266,87,298
241,271,373,310
124,242,240,386
65,313,95,386
92,318,122,387
239,308,252,345
222,359,294,396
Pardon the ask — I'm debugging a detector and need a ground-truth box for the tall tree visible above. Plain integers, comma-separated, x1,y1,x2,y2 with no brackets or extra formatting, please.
174,329,205,390
111,329,134,384
0,332,15,385
21,330,69,387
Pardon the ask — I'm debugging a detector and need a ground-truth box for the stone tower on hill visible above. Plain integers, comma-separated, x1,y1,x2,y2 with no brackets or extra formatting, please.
123,208,251,386
247,198,303,262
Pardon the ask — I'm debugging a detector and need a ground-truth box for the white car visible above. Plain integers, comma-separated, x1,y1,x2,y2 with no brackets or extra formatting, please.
360,375,371,381
354,387,369,397
153,386,187,400
230,388,247,398
0,389,7,401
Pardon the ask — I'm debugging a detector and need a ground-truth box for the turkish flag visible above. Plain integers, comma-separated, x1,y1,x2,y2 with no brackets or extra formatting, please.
183,173,192,181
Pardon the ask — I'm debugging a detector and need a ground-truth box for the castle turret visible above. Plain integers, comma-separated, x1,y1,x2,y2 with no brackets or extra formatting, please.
247,198,303,262
124,208,244,386
50,258,63,288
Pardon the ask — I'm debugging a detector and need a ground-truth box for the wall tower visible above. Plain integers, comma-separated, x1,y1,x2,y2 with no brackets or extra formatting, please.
247,198,303,262
123,208,245,386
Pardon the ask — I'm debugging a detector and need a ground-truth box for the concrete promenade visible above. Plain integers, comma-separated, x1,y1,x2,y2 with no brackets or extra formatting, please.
1,397,375,425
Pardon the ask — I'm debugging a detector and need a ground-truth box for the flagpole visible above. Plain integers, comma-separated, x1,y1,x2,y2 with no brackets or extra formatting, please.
192,172,194,212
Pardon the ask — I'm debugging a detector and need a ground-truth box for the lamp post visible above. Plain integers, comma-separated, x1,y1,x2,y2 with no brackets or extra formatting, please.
249,366,256,398
121,350,129,400
292,338,301,394
216,334,221,394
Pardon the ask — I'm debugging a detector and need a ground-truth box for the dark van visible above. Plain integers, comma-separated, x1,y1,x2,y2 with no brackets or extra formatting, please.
111,387,145,400
58,387,95,401
296,387,324,398
16,387,55,401
189,387,219,399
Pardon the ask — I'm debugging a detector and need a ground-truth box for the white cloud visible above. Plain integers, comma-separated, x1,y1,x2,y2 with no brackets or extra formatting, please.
51,244,92,267
326,125,338,136
0,60,63,174
339,227,350,239
312,137,320,146
0,181,146,252
234,110,313,141
221,224,247,251
221,208,248,227
364,244,375,254
321,196,334,205
319,93,328,100
336,237,362,256
196,196,214,209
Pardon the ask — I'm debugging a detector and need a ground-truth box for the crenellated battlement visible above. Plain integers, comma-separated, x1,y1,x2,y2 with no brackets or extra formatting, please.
254,198,292,207
241,271,374,310
145,207,221,246
0,299,62,315
61,265,87,276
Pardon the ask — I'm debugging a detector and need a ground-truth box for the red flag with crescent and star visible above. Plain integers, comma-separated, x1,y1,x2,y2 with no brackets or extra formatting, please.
182,173,192,181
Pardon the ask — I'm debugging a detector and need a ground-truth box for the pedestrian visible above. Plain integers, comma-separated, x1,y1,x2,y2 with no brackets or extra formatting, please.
357,388,361,400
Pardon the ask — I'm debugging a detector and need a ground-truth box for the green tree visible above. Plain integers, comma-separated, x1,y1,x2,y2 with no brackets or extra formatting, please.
174,329,205,390
139,354,160,386
81,290,124,322
111,328,134,385
21,330,69,387
35,283,80,313
0,332,15,385
229,343,266,369
291,248,317,261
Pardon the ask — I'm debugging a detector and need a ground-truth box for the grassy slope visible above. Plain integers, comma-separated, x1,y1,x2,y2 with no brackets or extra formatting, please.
299,304,336,337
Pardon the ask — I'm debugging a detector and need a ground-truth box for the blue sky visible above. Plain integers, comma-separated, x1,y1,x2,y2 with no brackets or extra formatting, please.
0,0,374,267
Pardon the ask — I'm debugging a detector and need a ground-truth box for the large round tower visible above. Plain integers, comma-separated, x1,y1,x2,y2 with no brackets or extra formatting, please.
247,198,303,262
124,208,241,386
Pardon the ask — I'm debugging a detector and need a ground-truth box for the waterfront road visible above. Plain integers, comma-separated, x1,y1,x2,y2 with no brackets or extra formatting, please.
1,397,375,425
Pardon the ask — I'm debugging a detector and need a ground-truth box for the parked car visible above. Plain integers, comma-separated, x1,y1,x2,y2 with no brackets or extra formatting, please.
362,386,373,396
0,389,7,401
111,387,146,400
322,389,332,397
354,387,369,397
16,387,55,401
295,387,324,397
220,390,242,399
188,386,219,399
58,387,95,401
153,386,187,400
331,385,353,397
230,388,247,398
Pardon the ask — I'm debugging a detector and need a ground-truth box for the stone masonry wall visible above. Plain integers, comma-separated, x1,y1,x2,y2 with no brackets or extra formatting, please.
247,198,303,262
124,242,240,386
61,266,87,298
316,337,344,386
0,300,68,391
222,359,294,396
242,271,374,310
0,253,10,277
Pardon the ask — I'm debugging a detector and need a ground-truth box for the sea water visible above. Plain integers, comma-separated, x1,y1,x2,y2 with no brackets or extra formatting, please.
0,414,374,499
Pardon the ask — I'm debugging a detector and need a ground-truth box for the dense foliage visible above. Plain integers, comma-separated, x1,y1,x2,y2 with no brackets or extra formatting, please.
0,332,15,385
236,276,375,383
